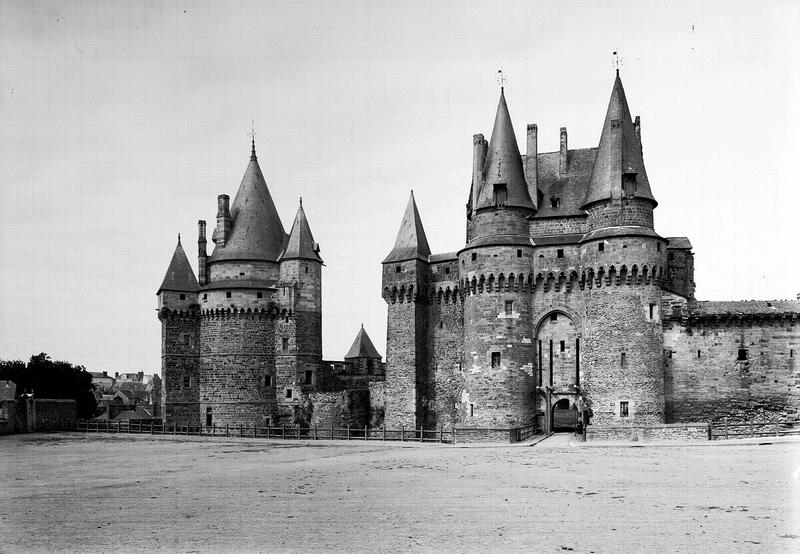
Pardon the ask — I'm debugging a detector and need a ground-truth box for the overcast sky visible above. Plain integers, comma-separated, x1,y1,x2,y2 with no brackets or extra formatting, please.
1,1,799,374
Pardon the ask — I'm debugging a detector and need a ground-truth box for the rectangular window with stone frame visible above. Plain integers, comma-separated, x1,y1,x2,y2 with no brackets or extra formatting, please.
619,401,629,418
491,352,501,368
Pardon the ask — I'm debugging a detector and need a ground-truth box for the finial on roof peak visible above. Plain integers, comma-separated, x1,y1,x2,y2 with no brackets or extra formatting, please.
299,196,303,207
249,119,257,161
177,233,181,246
497,67,507,91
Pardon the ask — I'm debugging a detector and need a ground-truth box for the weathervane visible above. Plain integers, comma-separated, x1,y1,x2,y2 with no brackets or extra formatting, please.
497,67,507,90
612,51,623,73
249,116,257,159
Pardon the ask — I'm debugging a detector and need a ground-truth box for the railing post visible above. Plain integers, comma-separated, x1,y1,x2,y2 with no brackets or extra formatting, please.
776,420,780,437
440,426,443,443
419,426,423,442
282,424,286,439
347,425,350,440
330,423,334,440
364,425,368,441
749,421,753,437
313,425,317,440
401,425,404,442
707,421,712,441
724,418,729,440
452,427,456,445
383,426,386,441
226,424,229,437
239,424,242,438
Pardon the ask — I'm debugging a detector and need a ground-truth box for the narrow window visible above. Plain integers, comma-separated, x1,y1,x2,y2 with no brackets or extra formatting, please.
445,267,450,275
791,349,794,358
649,303,656,320
737,348,748,361
598,243,604,252
205,407,212,427
667,350,673,359
304,370,313,385
367,360,373,374
396,265,401,273
439,321,443,329
257,292,263,299
305,266,308,274
550,313,557,322
285,388,293,399
226,291,232,299
621,352,627,367
505,300,513,315
282,338,288,351
619,401,629,418
697,350,701,359
550,195,560,208
453,401,458,410
560,340,565,353
264,375,272,387
657,243,662,252
491,352,501,368
517,249,522,258
179,294,186,300
493,183,508,207
239,272,245,276
183,375,191,388
203,293,207,300
557,249,564,259
471,252,477,262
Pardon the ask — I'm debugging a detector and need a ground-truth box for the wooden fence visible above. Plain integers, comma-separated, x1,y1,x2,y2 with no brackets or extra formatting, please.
76,420,459,443
710,419,800,440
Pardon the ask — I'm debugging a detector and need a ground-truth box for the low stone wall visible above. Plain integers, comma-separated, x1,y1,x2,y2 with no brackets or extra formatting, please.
32,399,78,431
586,422,710,442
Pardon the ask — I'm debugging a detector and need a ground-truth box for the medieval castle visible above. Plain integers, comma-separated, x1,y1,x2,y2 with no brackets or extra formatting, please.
158,71,799,434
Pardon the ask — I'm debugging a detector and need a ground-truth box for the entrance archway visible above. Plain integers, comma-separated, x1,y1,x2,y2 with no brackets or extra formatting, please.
534,311,580,390
551,398,577,432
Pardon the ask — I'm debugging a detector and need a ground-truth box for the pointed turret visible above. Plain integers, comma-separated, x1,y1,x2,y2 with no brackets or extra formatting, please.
344,324,382,360
582,71,656,209
475,89,534,212
210,142,287,262
280,199,322,262
383,191,431,263
157,235,199,293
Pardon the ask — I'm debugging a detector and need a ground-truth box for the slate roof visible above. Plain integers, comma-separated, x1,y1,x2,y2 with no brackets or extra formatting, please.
667,237,692,249
344,325,382,359
210,145,287,263
383,192,431,263
158,238,199,293
583,71,656,208
693,300,800,316
279,201,322,262
475,89,535,212
529,148,597,218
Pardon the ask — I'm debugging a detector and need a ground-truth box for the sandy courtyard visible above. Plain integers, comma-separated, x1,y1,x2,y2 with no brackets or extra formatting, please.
1,433,799,553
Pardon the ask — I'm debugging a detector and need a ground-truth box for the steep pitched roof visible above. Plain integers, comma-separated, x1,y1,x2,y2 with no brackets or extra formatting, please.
583,71,656,209
475,89,534,212
210,144,287,263
529,148,597,219
382,191,431,263
344,325,382,359
157,237,199,293
279,200,322,262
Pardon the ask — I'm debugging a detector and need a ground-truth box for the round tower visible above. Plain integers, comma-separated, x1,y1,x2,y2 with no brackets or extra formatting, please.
579,71,666,425
197,141,286,427
459,88,537,427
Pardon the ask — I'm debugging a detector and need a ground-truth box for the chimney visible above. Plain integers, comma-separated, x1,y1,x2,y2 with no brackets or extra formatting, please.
102,371,107,377
472,134,487,212
215,195,231,246
559,127,568,178
115,372,119,379
526,124,539,209
197,220,208,286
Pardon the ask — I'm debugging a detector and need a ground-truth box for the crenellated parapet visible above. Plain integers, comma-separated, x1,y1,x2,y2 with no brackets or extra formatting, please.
198,305,292,320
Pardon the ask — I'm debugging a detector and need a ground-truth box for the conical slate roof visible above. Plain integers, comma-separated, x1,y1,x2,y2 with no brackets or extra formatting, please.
157,236,199,293
280,200,322,262
210,144,287,262
344,325,382,359
475,89,534,211
582,72,656,208
382,191,431,263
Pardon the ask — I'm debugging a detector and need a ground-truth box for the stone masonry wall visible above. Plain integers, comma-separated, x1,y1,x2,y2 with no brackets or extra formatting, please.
529,216,587,237
160,312,201,426
428,296,465,428
199,312,275,426
664,318,800,422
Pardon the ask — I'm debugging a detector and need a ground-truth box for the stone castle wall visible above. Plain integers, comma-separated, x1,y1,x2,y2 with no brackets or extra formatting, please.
664,317,799,422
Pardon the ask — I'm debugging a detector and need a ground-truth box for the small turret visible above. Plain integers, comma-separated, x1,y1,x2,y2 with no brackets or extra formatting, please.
157,235,199,310
474,89,534,213
280,199,322,263
383,191,431,264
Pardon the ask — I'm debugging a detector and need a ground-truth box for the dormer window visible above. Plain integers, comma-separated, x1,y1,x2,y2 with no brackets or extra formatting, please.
622,172,637,198
493,183,507,207
550,195,560,209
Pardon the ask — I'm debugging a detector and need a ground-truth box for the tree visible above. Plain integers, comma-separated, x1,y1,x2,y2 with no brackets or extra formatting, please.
0,353,97,419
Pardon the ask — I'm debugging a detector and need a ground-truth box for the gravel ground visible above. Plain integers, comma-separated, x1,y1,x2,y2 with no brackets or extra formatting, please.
1,432,798,553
